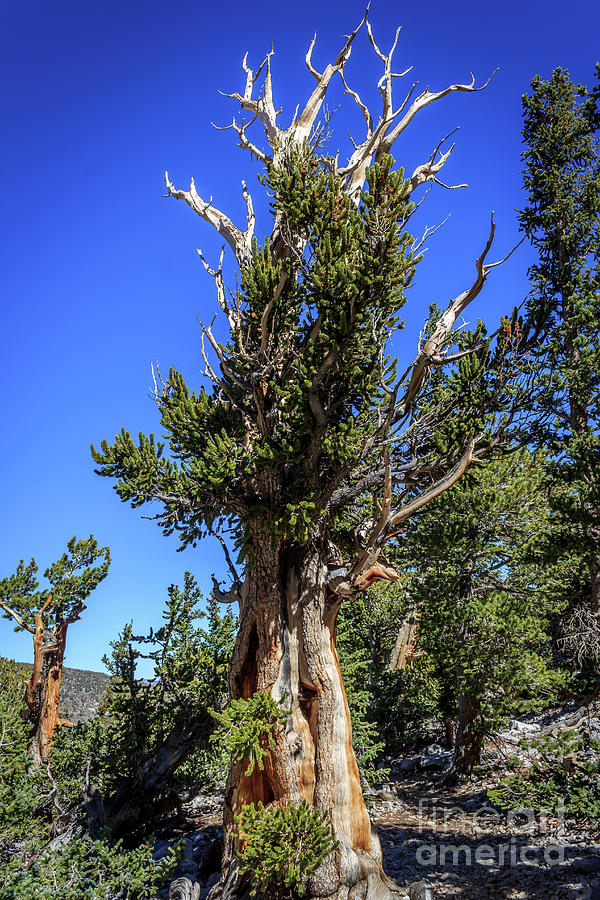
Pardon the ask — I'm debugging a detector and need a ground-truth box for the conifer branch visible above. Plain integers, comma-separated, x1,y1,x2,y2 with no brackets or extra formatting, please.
387,437,477,528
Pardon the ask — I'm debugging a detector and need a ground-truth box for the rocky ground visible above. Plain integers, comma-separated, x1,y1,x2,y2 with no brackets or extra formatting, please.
155,700,600,899
371,775,600,899
155,784,600,899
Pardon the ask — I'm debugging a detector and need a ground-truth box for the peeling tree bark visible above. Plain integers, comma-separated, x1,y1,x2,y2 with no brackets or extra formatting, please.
22,593,72,764
388,615,420,672
211,538,402,900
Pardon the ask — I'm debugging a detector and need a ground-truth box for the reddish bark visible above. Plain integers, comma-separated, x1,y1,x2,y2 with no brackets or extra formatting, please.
212,539,400,900
23,593,70,763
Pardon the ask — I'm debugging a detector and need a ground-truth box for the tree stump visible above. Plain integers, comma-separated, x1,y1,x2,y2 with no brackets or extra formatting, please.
169,877,201,900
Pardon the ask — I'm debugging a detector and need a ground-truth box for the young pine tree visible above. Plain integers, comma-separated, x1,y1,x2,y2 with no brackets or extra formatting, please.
399,453,564,779
98,573,236,833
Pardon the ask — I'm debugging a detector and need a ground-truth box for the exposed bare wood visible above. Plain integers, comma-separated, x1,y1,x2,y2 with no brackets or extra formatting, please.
407,131,468,196
223,51,281,147
170,879,201,900
24,592,72,764
389,614,421,671
197,245,242,337
211,573,242,605
25,592,54,716
164,173,253,267
398,216,498,418
0,599,35,633
376,70,497,160
292,15,365,146
213,113,270,165
389,438,476,527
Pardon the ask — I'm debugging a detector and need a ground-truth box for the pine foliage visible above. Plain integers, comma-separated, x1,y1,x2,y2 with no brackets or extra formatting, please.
211,692,288,777
519,67,600,670
235,800,337,898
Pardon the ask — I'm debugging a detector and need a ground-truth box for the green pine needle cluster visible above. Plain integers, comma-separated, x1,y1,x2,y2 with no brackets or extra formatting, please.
0,835,181,900
235,800,337,898
211,692,288,776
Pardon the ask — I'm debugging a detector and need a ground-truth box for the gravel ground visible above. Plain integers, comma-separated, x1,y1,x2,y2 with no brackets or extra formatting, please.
370,775,600,899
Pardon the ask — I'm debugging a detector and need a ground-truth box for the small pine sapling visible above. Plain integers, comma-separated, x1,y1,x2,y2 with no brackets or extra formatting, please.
235,800,338,898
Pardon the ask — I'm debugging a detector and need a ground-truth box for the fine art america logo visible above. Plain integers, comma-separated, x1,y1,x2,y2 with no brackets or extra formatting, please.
415,798,566,867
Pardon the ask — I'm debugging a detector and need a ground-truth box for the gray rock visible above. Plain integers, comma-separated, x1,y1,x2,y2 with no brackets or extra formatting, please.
408,881,435,900
425,743,444,755
395,757,420,775
419,749,452,770
509,720,539,733
462,791,487,812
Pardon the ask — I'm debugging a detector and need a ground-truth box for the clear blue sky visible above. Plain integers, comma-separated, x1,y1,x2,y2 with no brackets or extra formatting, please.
1,0,598,675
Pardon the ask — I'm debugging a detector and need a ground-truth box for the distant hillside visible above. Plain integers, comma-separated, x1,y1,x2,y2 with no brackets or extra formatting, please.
8,662,109,723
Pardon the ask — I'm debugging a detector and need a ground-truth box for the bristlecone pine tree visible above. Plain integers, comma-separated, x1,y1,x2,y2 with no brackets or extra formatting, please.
92,15,524,899
0,536,110,764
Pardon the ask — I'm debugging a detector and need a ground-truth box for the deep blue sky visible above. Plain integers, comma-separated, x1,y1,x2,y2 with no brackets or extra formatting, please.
1,0,598,675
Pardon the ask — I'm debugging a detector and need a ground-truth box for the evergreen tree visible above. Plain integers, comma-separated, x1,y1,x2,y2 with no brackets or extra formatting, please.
337,581,442,757
399,452,564,779
0,537,110,762
0,657,181,897
97,573,236,832
519,67,600,672
91,17,527,897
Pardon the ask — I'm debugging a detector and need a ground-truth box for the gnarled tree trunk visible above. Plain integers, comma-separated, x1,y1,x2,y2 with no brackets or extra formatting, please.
212,540,400,900
24,594,70,764
105,710,214,838
445,678,483,783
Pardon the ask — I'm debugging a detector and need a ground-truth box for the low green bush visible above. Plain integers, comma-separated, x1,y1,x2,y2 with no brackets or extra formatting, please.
0,834,180,900
488,730,600,823
235,800,337,898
